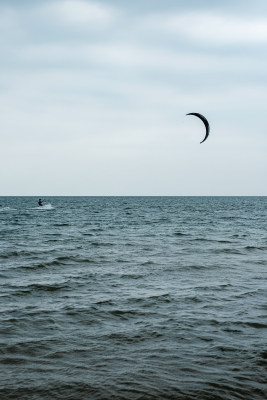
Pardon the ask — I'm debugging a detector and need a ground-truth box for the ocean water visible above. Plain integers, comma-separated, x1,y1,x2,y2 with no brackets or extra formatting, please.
0,196,266,400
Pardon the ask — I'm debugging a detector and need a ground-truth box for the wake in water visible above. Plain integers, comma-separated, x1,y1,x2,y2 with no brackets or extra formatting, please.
0,203,53,212
37,203,53,210
30,204,54,210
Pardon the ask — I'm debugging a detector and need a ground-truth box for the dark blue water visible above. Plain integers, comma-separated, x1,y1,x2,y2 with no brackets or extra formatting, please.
0,197,266,399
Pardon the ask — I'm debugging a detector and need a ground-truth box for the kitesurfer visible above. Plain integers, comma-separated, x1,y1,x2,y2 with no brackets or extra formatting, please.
38,199,43,207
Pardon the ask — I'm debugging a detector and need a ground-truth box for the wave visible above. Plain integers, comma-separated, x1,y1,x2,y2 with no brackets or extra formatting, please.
13,256,95,270
212,248,244,255
0,250,39,259
90,241,114,247
7,281,70,295
120,273,145,279
29,204,54,210
193,238,233,244
244,245,267,251
140,260,155,266
53,223,70,227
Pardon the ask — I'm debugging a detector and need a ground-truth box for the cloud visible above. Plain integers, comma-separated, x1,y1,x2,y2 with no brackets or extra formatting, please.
0,6,25,42
142,12,267,45
0,0,119,46
41,0,117,26
6,40,265,77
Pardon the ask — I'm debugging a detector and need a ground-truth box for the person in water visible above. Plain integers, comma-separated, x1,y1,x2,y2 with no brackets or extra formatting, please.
38,199,43,206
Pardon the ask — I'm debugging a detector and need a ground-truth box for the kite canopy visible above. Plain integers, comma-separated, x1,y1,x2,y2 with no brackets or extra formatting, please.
186,112,210,143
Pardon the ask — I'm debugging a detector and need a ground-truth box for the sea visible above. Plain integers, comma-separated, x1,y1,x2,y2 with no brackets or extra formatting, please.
0,196,266,400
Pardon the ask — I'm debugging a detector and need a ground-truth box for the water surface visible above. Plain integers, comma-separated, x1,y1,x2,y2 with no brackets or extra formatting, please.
0,197,266,399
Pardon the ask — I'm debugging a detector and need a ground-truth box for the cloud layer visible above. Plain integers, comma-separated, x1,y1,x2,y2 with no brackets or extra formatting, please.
0,0,266,195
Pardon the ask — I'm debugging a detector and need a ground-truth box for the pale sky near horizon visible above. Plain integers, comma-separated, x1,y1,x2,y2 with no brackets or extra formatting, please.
0,0,267,195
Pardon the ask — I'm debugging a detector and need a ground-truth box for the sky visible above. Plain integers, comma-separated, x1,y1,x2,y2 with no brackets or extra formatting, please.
0,0,267,196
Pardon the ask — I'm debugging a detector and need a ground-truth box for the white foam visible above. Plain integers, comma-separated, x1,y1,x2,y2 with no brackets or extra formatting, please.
0,206,15,212
42,203,53,210
29,203,54,211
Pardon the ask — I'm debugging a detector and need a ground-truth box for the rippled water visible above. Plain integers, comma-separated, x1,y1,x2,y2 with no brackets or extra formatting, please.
0,196,266,399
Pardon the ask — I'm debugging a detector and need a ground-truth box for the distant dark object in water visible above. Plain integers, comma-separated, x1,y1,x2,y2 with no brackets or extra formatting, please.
186,112,210,143
38,199,43,206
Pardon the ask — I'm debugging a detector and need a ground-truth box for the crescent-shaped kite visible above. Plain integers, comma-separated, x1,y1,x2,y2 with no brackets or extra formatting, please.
186,112,210,144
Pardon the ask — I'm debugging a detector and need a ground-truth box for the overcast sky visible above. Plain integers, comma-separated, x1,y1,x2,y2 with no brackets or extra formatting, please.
0,0,266,195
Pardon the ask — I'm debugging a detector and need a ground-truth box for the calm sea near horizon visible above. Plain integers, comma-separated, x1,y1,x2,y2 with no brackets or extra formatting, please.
0,196,266,399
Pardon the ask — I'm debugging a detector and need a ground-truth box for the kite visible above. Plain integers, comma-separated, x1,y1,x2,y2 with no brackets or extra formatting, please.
186,113,210,143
